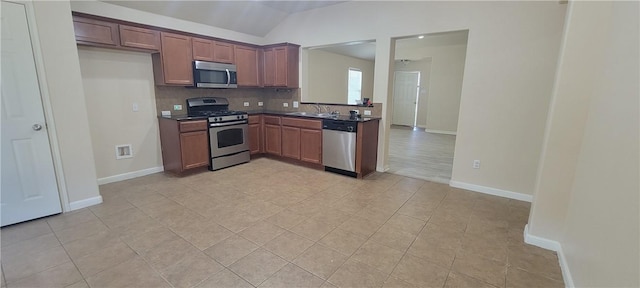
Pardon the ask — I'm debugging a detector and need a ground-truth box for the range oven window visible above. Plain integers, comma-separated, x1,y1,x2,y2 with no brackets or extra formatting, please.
217,128,244,148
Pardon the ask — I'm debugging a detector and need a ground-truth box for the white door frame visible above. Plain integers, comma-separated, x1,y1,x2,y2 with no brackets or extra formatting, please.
6,0,71,212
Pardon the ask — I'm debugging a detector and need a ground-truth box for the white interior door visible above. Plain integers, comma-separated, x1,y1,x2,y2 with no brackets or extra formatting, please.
392,71,420,126
1,1,61,226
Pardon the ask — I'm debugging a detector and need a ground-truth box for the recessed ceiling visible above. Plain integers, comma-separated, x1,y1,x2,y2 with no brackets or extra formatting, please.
102,1,346,37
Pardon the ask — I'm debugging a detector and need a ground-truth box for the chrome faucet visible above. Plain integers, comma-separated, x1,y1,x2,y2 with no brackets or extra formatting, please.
314,103,322,113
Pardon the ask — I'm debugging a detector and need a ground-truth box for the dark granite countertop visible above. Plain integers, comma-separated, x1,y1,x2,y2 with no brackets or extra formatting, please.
158,115,208,121
159,111,381,122
255,110,381,122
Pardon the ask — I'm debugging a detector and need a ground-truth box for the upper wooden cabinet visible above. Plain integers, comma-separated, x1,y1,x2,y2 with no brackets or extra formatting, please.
235,45,261,87
192,37,215,61
213,42,235,64
152,32,193,85
263,44,299,88
192,38,236,64
72,16,119,46
119,25,160,51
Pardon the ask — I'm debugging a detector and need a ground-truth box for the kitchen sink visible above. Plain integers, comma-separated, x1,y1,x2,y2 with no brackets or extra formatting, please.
285,111,335,118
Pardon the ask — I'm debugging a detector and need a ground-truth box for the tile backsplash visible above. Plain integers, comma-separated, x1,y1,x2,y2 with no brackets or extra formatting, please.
154,86,382,117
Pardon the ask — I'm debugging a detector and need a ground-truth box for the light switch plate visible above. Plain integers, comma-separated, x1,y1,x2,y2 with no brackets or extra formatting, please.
173,104,182,111
283,102,289,107
258,102,264,107
132,102,139,112
243,102,249,107
364,110,372,116
161,111,171,116
293,101,299,108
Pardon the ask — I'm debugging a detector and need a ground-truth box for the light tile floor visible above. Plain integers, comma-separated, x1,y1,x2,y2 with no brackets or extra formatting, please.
0,158,564,288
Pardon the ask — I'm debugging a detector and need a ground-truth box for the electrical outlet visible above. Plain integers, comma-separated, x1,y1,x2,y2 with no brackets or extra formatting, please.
243,102,249,107
258,102,264,107
364,110,372,116
173,104,182,111
473,160,481,169
283,102,289,107
293,101,299,108
132,102,139,112
161,110,171,116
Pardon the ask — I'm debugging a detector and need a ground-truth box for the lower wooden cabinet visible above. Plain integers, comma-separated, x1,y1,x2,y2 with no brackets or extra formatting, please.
248,115,262,155
158,118,209,173
300,128,322,164
264,124,282,155
281,126,300,159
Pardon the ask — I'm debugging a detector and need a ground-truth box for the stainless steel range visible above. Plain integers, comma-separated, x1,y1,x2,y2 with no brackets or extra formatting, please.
186,97,249,171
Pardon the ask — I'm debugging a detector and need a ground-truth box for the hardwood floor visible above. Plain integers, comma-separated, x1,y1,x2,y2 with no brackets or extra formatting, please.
387,125,456,183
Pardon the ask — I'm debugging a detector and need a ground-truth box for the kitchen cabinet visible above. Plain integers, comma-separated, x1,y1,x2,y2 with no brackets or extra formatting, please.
192,37,215,61
235,45,261,87
152,32,193,85
281,126,300,159
119,25,160,51
213,41,235,64
193,38,236,64
248,115,263,155
300,129,322,164
263,43,299,88
355,119,380,178
263,116,282,155
72,16,119,46
281,117,322,164
158,118,209,173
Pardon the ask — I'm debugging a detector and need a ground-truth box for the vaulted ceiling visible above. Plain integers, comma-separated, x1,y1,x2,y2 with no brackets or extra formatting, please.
102,1,346,37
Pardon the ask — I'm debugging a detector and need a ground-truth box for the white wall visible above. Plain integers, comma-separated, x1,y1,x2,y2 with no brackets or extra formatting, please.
395,44,467,133
77,47,163,181
31,1,100,205
528,1,639,286
70,0,263,45
305,50,374,104
266,1,566,196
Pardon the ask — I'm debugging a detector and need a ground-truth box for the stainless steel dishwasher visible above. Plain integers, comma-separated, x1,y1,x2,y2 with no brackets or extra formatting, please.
322,119,358,177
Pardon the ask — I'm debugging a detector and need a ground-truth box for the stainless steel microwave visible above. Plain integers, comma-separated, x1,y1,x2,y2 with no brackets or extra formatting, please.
193,61,238,88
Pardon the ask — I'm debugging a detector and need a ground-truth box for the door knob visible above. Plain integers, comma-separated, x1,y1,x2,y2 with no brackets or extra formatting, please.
32,124,42,131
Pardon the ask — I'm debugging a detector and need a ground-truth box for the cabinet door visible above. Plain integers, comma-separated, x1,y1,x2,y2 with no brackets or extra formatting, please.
264,124,282,155
273,47,288,86
281,126,300,159
72,16,119,46
119,25,160,51
248,123,262,155
180,130,209,169
263,48,275,86
192,37,214,61
213,42,235,64
159,32,193,85
300,129,322,164
235,45,260,87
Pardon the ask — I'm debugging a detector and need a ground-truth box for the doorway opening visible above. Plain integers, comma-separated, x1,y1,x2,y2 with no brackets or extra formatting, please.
387,30,468,183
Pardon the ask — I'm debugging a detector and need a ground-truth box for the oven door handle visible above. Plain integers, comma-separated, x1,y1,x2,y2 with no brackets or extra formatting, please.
209,120,247,127
226,69,231,87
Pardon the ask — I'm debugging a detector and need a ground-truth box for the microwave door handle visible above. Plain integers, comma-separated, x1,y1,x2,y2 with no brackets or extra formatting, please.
226,69,230,87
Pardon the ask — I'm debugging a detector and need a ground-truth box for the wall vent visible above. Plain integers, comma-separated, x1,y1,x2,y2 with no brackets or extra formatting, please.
115,144,133,159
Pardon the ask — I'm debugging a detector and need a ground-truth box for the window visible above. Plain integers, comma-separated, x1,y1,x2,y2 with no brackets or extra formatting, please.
347,68,362,105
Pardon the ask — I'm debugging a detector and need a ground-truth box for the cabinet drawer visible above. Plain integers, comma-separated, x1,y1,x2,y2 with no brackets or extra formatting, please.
179,120,207,132
263,115,281,125
248,115,261,124
282,117,322,130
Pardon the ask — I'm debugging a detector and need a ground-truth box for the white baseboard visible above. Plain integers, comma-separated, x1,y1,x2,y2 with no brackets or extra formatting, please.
96,166,164,185
449,180,533,202
69,195,103,211
424,129,457,136
524,224,574,287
